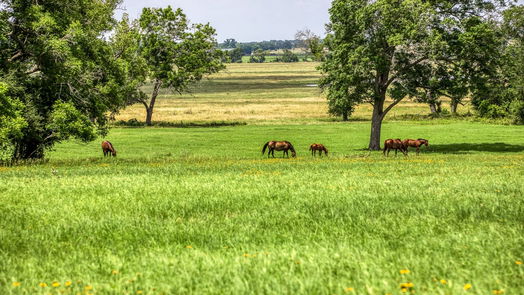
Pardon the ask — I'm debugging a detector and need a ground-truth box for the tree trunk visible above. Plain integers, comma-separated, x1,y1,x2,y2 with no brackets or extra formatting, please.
368,91,386,151
450,99,458,114
145,79,163,126
429,102,438,114
342,112,348,121
369,111,383,150
145,107,154,126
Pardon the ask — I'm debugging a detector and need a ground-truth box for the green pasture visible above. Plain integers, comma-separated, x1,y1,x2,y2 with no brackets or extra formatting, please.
1,121,523,295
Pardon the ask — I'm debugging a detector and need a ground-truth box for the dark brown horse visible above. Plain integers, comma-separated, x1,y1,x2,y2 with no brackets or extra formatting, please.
383,138,407,157
402,138,429,155
262,141,296,158
309,143,328,157
101,141,117,157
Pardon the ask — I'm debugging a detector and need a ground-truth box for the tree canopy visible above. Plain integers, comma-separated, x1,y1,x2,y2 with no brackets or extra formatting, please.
320,0,516,150
0,0,137,160
121,6,225,125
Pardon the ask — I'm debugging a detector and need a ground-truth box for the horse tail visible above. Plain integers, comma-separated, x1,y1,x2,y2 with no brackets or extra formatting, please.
262,142,269,155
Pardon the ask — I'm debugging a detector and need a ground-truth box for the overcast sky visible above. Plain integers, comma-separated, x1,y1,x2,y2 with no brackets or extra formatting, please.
117,0,332,42
117,0,524,42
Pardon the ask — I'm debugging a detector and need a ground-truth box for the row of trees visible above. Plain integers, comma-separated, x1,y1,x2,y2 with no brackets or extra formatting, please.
218,39,298,54
1,1,223,161
219,31,325,62
320,0,524,150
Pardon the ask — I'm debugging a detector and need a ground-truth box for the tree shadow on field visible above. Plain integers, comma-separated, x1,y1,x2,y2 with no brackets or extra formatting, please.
429,142,524,154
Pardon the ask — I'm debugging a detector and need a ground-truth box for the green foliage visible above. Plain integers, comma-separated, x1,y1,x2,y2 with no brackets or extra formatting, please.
121,6,225,125
249,49,267,63
320,0,512,149
47,101,97,142
0,82,27,162
295,29,324,61
1,0,139,160
275,50,299,62
228,48,244,63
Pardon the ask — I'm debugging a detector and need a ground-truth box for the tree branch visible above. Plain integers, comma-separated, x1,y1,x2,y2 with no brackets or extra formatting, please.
8,51,23,62
383,97,405,117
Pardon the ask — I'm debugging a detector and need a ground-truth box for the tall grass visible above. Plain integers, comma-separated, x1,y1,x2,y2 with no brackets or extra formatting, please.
1,122,523,294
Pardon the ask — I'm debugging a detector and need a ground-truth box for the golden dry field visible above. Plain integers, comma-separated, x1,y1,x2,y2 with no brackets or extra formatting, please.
116,62,468,124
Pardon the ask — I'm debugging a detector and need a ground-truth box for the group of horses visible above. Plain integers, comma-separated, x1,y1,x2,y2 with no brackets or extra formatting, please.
101,138,428,158
383,138,429,156
261,141,328,158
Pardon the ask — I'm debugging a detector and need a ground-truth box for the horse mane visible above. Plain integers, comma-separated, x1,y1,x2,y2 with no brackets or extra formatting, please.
417,138,427,142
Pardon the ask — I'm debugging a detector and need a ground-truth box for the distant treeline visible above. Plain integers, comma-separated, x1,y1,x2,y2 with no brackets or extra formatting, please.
218,39,302,55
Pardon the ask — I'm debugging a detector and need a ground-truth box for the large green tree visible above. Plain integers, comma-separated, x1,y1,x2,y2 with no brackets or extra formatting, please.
0,0,136,160
126,6,224,126
320,0,510,150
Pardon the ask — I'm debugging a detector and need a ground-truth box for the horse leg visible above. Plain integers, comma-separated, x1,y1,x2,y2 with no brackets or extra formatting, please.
416,146,420,155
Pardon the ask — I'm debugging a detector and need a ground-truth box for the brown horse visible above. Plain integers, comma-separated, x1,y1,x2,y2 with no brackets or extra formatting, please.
309,143,328,157
101,141,117,157
383,138,407,157
402,138,429,155
262,141,296,158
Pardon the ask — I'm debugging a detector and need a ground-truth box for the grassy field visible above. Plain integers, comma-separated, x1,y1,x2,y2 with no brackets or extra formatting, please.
115,63,466,124
1,63,523,295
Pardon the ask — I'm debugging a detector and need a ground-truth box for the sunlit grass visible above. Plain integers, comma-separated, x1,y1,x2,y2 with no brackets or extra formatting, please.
1,122,523,294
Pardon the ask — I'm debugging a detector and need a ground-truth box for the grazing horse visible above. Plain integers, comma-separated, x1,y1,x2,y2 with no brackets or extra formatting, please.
101,141,117,157
383,138,407,157
262,141,296,158
402,138,429,155
309,143,328,157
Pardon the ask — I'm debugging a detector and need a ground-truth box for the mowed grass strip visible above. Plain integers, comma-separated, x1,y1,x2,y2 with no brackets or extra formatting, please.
0,122,523,294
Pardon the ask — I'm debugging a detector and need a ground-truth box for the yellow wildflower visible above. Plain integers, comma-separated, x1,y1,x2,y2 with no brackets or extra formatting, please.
516,260,523,265
243,253,250,257
52,282,60,287
401,287,408,293
65,281,72,287
39,282,48,287
12,281,21,287
185,245,192,249
344,287,354,292
400,282,414,288
112,269,119,275
492,290,504,294
440,279,447,285
400,269,410,274
85,285,93,291
137,291,143,294
464,283,472,290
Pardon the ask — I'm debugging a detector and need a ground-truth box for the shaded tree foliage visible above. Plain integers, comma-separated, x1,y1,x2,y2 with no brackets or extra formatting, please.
0,0,137,160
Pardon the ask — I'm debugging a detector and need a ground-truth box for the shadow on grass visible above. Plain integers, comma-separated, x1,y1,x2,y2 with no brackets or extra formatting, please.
428,143,524,154
113,119,247,128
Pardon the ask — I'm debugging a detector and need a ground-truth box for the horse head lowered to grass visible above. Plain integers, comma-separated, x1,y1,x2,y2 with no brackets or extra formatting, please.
309,143,328,157
101,141,117,157
262,141,296,158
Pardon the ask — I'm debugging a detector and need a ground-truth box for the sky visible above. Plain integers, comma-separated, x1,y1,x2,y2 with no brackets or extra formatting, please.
117,0,332,42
